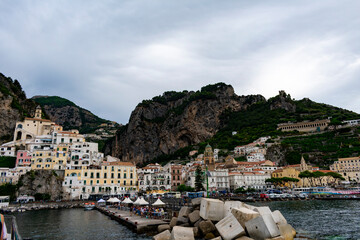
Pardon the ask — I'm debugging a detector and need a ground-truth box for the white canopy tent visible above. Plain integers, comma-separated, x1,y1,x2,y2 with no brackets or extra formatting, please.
137,198,149,206
97,199,106,203
108,197,121,203
133,197,141,205
152,198,165,206
122,198,133,204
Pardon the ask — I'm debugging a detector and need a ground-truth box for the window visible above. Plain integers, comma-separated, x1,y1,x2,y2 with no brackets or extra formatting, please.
124,173,127,178
104,173,107,178
111,166,114,171
118,173,120,178
90,173,94,178
111,173,114,178
85,172,87,177
96,173,100,178
130,173,133,179
124,180,126,185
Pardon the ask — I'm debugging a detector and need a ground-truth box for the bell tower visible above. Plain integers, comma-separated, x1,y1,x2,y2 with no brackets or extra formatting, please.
35,105,42,119
204,144,215,170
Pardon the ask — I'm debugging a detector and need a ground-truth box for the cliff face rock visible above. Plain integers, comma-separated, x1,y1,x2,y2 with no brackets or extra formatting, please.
105,83,265,164
0,73,36,144
269,90,296,112
18,170,65,201
32,96,109,133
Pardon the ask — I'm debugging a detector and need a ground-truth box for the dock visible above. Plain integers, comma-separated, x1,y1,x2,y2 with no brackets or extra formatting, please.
96,206,169,234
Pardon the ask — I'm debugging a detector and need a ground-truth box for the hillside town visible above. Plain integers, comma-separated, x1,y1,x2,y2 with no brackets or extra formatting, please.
0,107,359,201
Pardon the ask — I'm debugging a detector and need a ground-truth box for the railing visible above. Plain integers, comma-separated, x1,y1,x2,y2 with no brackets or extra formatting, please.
4,215,22,240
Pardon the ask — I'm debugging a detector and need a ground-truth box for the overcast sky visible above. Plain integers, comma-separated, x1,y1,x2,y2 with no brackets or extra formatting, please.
1,1,360,124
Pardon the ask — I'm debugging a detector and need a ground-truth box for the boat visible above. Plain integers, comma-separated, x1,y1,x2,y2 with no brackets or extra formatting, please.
84,202,95,210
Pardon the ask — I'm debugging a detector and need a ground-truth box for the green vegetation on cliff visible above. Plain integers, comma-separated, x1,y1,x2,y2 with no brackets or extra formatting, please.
147,91,360,167
33,96,111,133
0,156,16,168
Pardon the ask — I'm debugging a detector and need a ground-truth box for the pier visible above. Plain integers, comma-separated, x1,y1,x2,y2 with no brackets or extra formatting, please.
96,206,169,234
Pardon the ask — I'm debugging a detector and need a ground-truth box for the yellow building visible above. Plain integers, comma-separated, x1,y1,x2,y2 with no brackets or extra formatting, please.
13,106,62,144
330,156,360,182
53,144,69,170
31,150,54,170
63,161,138,199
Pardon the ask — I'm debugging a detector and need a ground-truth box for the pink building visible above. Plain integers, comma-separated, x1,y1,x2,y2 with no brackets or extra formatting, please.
16,150,32,167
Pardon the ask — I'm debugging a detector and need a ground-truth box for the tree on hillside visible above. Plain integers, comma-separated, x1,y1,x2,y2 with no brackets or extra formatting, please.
177,184,194,192
195,166,204,191
265,177,299,188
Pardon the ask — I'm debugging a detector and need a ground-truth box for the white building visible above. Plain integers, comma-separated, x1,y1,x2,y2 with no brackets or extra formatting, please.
246,153,266,162
0,145,15,157
229,171,270,191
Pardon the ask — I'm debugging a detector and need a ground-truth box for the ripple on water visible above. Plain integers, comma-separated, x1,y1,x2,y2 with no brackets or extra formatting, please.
13,208,151,240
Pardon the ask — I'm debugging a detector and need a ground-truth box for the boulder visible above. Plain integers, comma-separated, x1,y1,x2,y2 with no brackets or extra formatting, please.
245,214,281,240
153,229,171,240
158,224,171,233
199,220,216,235
170,217,178,228
177,216,189,225
265,236,285,240
231,207,260,228
254,207,275,221
235,237,254,240
211,236,222,240
200,198,224,221
192,197,203,206
223,201,244,217
215,213,246,240
193,227,200,238
272,211,287,225
243,204,256,211
194,219,202,228
180,223,191,227
179,206,192,217
278,224,296,240
188,210,201,224
171,226,195,240
204,233,216,239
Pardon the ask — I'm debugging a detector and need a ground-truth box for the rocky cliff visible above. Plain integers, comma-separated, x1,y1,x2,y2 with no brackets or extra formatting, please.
0,73,37,144
33,96,110,133
104,83,265,164
17,170,65,201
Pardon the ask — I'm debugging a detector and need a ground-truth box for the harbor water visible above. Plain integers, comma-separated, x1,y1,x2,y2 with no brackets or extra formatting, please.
13,200,360,240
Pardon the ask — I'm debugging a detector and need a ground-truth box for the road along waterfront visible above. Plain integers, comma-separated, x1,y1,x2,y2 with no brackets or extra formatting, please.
11,199,360,240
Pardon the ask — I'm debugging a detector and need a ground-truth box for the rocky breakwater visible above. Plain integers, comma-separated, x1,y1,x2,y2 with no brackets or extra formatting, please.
153,198,296,240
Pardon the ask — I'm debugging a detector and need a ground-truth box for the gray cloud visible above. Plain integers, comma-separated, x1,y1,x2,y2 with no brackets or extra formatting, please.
1,0,360,123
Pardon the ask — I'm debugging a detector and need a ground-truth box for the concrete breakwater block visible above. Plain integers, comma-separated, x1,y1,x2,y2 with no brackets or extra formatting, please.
191,197,203,206
170,217,178,228
231,207,260,228
243,203,256,211
272,210,287,225
179,206,192,217
200,198,224,221
278,224,296,240
176,216,189,225
188,210,200,224
223,201,244,217
199,220,216,235
171,226,195,240
158,224,171,233
245,214,281,240
153,229,171,240
235,237,254,240
215,213,245,240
